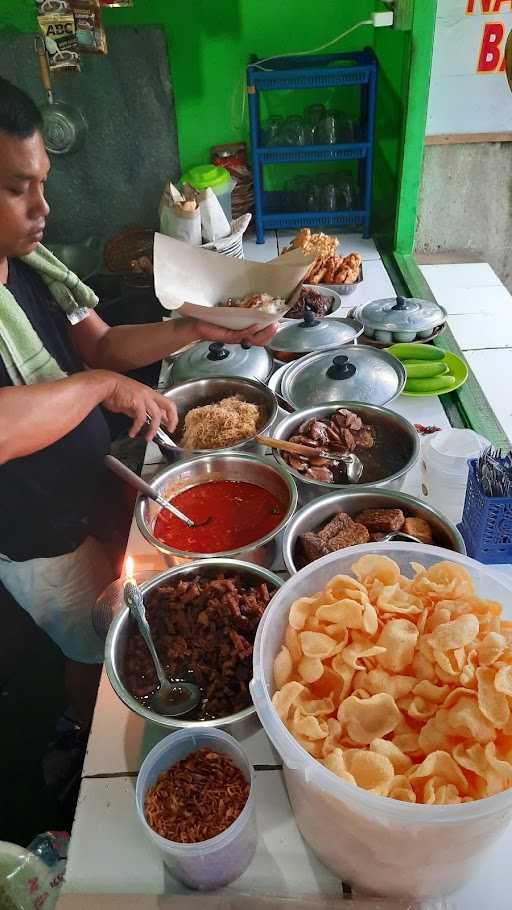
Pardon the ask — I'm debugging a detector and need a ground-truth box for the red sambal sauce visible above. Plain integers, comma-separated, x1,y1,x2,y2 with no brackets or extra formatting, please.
154,479,287,553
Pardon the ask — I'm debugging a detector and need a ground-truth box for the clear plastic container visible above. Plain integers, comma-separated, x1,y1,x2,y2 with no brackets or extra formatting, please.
250,542,512,900
421,429,489,524
135,728,257,890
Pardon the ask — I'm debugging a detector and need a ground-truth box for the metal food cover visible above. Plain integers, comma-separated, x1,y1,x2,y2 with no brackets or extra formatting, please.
280,346,406,408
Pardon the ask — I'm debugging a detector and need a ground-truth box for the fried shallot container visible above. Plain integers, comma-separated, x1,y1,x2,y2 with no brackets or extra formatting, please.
136,729,256,890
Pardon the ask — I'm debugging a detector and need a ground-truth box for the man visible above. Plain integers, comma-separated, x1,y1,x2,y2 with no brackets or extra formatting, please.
0,77,276,734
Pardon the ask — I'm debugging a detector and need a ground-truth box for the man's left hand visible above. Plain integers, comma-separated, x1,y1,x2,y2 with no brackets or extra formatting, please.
195,320,279,347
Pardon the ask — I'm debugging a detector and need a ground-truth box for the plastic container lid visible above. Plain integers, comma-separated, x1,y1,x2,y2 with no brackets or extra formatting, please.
356,296,447,333
181,164,231,192
424,429,489,475
171,341,273,384
280,345,406,409
267,313,363,356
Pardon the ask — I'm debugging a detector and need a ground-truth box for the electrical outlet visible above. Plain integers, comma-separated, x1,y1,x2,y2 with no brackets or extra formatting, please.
393,0,413,31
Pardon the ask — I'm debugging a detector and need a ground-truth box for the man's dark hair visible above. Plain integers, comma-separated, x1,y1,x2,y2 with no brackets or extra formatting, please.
0,77,42,139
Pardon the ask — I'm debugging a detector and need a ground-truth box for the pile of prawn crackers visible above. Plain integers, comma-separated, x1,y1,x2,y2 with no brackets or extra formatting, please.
273,555,512,804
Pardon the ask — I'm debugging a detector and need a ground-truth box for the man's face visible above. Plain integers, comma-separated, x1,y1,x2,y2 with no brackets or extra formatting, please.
0,129,50,259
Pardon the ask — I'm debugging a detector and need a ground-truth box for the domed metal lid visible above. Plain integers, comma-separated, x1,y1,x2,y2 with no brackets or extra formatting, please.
356,296,447,332
267,310,363,355
170,341,273,383
280,345,406,409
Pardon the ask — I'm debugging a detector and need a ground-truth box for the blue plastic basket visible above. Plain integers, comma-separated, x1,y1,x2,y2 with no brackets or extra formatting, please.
459,459,512,564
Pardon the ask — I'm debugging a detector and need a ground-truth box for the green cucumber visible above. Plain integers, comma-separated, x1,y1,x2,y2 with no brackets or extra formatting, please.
403,360,449,379
405,374,456,393
389,343,444,362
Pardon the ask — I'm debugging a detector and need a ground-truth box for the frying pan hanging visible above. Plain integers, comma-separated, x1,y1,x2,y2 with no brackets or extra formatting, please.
34,37,87,155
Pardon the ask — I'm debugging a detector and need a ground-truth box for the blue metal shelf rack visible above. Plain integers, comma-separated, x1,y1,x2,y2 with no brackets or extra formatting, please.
247,49,377,243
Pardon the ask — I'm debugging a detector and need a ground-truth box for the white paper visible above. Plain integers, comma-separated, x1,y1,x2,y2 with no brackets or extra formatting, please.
199,187,231,243
154,233,314,329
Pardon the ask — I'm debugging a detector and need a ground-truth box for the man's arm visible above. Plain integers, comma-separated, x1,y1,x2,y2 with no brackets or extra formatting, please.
69,311,277,374
0,370,178,464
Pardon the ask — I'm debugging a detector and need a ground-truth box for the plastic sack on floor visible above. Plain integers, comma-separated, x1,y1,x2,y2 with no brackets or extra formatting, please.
0,831,68,910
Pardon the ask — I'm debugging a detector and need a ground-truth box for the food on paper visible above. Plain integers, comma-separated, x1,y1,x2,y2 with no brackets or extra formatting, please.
305,253,362,286
144,748,250,842
297,509,436,566
125,572,275,719
273,555,512,803
154,480,286,553
224,292,285,315
285,286,335,320
282,228,338,260
180,396,261,449
282,407,409,486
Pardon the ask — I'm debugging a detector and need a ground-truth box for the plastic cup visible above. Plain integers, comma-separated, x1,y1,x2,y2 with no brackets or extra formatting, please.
421,429,489,524
135,728,257,890
250,542,512,900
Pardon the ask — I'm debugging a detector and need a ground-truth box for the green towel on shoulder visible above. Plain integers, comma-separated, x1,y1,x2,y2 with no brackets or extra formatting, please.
0,243,98,386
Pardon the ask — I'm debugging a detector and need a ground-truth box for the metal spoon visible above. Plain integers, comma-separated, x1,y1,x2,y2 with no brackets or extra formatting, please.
379,531,424,544
124,580,201,717
104,455,195,527
256,435,364,483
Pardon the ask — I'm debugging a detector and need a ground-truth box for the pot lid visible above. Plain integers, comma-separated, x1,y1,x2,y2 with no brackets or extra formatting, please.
267,311,363,355
171,341,273,383
356,296,447,332
280,345,406,408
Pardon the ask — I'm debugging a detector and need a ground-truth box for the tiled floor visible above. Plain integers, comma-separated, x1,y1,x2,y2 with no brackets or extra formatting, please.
420,263,512,443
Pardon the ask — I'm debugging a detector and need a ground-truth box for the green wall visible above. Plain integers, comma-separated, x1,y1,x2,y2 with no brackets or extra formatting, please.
1,0,411,236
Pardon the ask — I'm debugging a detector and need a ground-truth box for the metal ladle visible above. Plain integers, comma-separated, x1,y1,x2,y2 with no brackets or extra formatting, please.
124,580,201,717
104,455,195,527
379,531,424,544
256,435,364,483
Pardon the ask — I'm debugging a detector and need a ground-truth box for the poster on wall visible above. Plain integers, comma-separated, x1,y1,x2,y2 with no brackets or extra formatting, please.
426,0,512,140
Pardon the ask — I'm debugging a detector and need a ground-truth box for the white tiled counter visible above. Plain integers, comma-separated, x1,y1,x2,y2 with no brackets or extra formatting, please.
63,235,512,907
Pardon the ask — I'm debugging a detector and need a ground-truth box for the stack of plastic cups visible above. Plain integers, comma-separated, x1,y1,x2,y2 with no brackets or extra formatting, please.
421,428,489,525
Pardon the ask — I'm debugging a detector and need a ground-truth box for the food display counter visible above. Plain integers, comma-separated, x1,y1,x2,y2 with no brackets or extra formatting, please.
61,236,512,908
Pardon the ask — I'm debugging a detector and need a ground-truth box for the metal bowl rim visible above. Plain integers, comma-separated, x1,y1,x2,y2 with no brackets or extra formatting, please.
135,451,298,559
104,558,284,730
282,488,467,574
271,401,420,491
159,375,278,455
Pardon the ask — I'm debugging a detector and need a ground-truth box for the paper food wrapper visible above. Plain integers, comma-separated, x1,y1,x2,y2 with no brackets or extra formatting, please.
202,213,252,254
154,233,314,330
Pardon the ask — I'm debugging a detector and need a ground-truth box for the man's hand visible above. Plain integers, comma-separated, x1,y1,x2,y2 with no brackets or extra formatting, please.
195,320,279,347
101,374,178,441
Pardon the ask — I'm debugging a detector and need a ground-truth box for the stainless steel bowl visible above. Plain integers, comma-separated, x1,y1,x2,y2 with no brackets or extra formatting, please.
283,488,466,574
156,376,278,461
271,403,420,504
135,451,298,567
104,558,283,733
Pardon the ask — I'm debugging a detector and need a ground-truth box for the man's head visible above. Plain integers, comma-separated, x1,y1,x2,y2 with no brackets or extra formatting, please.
0,78,50,259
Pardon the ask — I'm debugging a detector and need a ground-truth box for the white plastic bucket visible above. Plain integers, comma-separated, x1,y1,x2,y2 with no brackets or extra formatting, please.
250,542,512,899
136,728,257,890
421,429,488,524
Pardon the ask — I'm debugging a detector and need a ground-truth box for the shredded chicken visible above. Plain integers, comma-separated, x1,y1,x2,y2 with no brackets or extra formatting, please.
180,396,261,449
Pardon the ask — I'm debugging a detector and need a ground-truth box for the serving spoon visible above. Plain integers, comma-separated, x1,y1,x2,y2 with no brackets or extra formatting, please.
124,579,201,717
256,435,364,483
104,455,195,527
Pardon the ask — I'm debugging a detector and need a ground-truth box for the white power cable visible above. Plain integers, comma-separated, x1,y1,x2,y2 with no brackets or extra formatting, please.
236,19,373,128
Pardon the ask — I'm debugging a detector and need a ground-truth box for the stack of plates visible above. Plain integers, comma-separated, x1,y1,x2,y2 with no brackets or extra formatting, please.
202,236,244,259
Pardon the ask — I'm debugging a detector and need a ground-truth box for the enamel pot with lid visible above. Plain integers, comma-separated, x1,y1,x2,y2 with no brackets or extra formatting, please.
267,309,363,364
355,295,447,344
279,345,406,410
170,340,273,384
